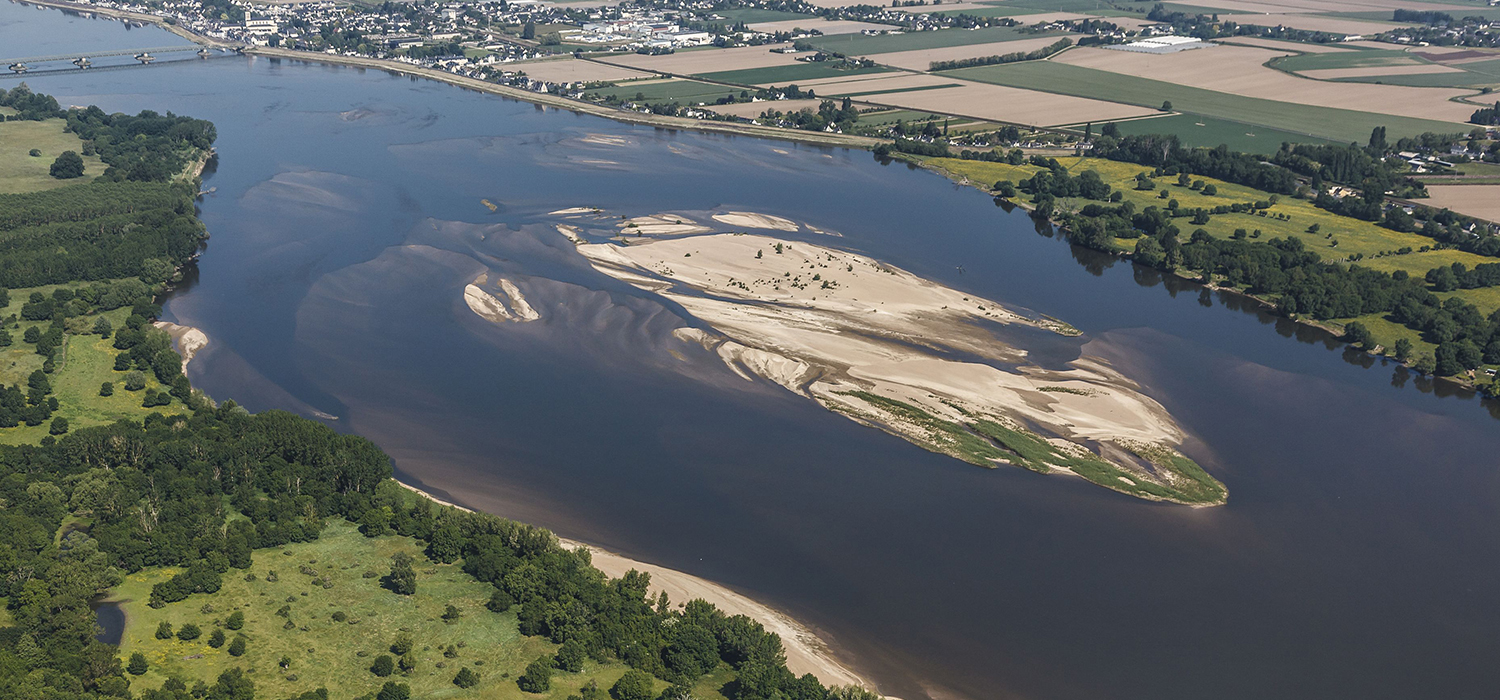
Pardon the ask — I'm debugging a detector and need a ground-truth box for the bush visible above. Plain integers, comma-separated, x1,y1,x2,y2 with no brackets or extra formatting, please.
208,628,226,648
391,633,414,655
486,589,514,613
517,656,551,693
177,623,201,641
228,636,247,656
376,682,411,700
99,382,114,396
49,417,68,435
371,654,395,677
610,669,654,700
226,610,244,630
28,148,41,157
442,604,462,623
155,621,173,640
124,370,146,391
127,653,148,675
453,667,479,688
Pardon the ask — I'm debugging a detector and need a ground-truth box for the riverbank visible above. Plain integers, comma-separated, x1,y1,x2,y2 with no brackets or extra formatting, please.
18,0,881,151
908,154,1497,391
393,481,877,693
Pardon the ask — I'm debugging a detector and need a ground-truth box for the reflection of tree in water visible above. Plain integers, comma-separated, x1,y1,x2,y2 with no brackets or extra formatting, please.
1026,206,1500,418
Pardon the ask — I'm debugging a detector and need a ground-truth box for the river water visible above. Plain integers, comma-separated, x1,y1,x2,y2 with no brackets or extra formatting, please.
7,4,1500,699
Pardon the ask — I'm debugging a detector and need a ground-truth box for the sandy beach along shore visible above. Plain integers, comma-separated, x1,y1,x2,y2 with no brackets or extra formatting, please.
393,481,874,691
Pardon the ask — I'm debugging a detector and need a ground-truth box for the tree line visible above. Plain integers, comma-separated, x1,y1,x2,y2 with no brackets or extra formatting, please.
928,38,1071,71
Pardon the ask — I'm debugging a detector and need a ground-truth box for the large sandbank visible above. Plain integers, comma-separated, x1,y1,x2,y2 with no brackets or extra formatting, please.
563,220,1225,505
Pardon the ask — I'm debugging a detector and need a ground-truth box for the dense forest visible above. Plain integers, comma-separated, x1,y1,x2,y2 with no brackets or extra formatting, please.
0,87,212,289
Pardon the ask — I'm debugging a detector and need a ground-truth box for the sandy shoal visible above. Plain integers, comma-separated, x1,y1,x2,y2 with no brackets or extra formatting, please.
154,321,209,369
509,58,654,83
872,35,1083,71
597,44,802,74
1421,185,1500,225
712,212,800,230
1300,63,1464,79
710,98,825,118
394,481,868,689
577,232,1187,451
1053,45,1476,123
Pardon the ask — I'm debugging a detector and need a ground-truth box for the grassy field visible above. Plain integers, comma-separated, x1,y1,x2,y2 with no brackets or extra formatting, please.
694,62,890,85
0,119,108,194
1087,113,1340,152
0,285,186,445
1271,49,1415,72
112,520,729,700
943,60,1469,143
809,26,1065,55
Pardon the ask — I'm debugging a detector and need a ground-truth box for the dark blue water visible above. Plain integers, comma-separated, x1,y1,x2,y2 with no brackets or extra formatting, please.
8,5,1500,700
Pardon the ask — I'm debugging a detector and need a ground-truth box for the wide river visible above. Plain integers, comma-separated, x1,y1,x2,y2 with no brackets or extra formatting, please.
7,5,1500,699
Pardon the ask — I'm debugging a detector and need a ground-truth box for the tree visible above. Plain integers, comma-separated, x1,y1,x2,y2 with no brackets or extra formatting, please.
178,622,202,640
391,632,414,656
398,651,417,675
28,148,41,157
49,417,68,435
385,552,416,595
453,667,479,688
156,621,174,639
609,669,654,700
128,652,148,675
553,637,586,672
1160,100,1173,111
487,588,514,613
1343,321,1373,348
50,150,85,179
208,668,255,700
93,317,112,337
100,382,114,396
226,610,245,630
228,635,247,656
1368,126,1387,152
371,654,395,677
443,604,462,623
124,370,146,391
377,682,411,700
209,628,227,648
518,656,552,693
1393,338,1413,362
522,21,536,39
1414,354,1436,374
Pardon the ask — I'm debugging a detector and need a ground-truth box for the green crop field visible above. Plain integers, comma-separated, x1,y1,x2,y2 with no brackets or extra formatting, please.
809,26,1064,55
1087,113,1340,152
942,60,1469,143
1320,58,1500,88
588,79,743,104
694,62,889,85
0,284,186,445
830,83,963,97
710,8,814,23
0,119,108,193
111,520,729,700
989,0,1145,14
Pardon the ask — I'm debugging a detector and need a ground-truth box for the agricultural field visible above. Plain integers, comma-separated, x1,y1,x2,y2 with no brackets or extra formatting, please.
808,25,1068,55
1094,113,1339,152
871,35,1084,71
709,7,814,23
1051,45,1478,123
694,62,890,86
835,76,1156,125
923,155,1493,268
111,520,720,700
944,60,1468,143
596,43,803,74
585,79,745,104
745,18,889,35
1421,184,1500,225
1214,12,1411,35
0,119,107,193
0,284,186,445
508,58,653,83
